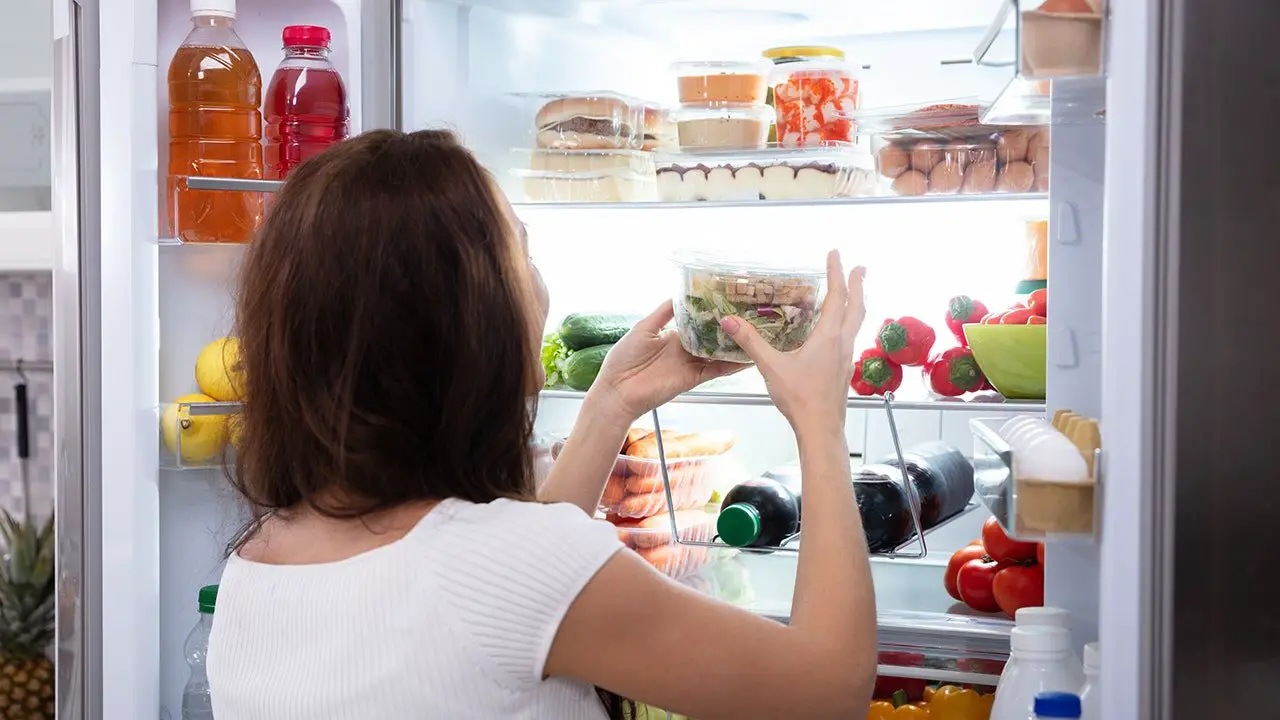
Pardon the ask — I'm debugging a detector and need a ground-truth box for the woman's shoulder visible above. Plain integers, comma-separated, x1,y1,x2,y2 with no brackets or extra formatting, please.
434,497,619,549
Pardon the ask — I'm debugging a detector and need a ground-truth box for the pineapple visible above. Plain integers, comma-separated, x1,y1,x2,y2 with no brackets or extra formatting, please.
0,510,55,720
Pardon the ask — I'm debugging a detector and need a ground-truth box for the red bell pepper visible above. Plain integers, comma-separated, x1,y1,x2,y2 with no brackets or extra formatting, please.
851,348,903,396
876,317,936,367
945,295,988,346
925,347,986,396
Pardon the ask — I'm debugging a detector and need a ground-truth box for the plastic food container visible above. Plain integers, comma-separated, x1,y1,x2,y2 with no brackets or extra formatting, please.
639,102,677,152
673,254,827,363
528,92,645,151
763,46,860,148
656,143,876,202
673,61,770,105
609,510,718,579
550,437,726,518
852,101,1050,196
673,103,771,150
513,149,657,203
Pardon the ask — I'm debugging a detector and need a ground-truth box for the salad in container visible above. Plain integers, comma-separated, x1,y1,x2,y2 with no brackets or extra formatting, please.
674,253,827,363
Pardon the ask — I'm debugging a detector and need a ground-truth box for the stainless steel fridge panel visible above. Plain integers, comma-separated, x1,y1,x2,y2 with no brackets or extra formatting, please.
363,0,401,129
53,0,102,717
1164,0,1280,716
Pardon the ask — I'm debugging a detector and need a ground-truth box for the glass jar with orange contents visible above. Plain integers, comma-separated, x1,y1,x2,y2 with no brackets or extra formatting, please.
763,46,860,148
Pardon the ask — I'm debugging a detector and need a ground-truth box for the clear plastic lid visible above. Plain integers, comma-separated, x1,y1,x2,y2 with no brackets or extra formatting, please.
656,140,870,164
672,102,773,121
671,60,770,77
672,250,827,277
848,99,992,138
512,148,655,179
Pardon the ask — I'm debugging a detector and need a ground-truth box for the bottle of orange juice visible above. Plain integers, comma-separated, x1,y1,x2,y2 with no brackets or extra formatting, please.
166,0,263,243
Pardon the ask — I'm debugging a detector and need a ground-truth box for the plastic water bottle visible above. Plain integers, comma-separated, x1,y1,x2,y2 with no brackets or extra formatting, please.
181,585,218,720
991,627,1085,720
1033,691,1082,719
1078,642,1100,720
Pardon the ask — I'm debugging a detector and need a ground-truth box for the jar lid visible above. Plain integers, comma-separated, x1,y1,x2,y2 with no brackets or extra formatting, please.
198,584,219,614
1033,691,1082,718
717,503,762,547
763,45,846,61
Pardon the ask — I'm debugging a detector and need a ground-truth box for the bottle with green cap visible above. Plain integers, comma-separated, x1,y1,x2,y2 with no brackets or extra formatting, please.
181,585,218,720
717,478,801,549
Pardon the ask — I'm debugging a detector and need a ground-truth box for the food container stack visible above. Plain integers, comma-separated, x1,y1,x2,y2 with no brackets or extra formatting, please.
761,46,861,148
853,101,1051,196
551,428,737,579
517,92,658,203
671,61,773,152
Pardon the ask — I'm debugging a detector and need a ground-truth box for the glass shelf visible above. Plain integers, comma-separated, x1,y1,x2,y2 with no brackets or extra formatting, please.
543,388,1046,414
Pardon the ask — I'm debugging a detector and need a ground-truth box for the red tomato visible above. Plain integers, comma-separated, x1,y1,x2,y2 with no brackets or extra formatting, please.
945,545,988,602
1036,543,1045,565
1000,307,1034,324
993,564,1045,618
982,312,1004,325
982,516,1039,564
957,556,1002,613
1026,315,1047,325
1027,288,1048,317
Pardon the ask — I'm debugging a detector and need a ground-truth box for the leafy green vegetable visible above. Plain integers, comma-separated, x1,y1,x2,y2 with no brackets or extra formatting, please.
541,333,570,389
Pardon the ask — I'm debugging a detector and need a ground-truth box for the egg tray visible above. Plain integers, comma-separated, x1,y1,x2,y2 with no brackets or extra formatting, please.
969,416,1101,540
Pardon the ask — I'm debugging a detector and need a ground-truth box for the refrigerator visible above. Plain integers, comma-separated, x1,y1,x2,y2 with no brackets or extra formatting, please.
49,0,1279,717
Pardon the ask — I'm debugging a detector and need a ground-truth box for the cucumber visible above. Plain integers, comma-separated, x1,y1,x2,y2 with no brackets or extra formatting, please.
562,344,613,391
558,314,635,351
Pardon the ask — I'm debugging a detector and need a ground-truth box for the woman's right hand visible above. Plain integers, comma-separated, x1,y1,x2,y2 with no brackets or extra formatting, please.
719,251,866,439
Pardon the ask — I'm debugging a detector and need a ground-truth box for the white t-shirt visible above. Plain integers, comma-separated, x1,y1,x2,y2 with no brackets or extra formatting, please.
207,497,624,719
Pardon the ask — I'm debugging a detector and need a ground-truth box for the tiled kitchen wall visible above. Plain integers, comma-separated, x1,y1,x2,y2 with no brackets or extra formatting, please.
0,272,53,518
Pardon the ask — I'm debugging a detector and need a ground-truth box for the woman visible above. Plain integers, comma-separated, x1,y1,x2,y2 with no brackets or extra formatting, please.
207,129,876,720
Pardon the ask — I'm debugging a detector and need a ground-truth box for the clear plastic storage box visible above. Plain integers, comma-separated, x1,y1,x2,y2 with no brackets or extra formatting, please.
672,60,771,106
655,143,877,202
851,101,1051,196
520,91,646,151
608,509,718,579
673,253,827,363
764,46,861,148
550,435,731,518
513,149,657,203
672,103,772,151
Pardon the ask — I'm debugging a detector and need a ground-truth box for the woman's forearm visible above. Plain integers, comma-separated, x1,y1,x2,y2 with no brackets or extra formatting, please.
788,427,877,682
537,393,633,513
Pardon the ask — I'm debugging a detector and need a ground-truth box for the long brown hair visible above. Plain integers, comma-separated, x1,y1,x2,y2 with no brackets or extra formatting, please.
228,129,632,720
231,129,537,518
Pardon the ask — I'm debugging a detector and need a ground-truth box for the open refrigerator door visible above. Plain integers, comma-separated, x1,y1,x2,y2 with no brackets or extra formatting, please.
51,0,1194,717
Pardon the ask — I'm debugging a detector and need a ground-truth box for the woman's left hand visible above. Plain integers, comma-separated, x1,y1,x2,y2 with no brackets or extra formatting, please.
587,300,744,426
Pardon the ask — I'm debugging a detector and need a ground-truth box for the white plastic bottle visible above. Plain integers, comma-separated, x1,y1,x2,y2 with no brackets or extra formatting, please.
181,585,218,720
991,627,1086,720
1034,691,1083,719
996,607,1086,700
1078,642,1100,720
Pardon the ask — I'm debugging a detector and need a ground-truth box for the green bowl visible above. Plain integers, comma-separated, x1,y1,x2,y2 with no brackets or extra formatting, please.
963,323,1047,400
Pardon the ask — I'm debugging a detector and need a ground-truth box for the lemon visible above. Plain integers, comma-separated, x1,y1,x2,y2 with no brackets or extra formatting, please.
195,337,245,402
161,393,229,465
227,413,245,452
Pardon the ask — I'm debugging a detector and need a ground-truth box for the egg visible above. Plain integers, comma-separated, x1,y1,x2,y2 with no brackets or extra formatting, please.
996,161,1036,193
1019,431,1089,483
1000,417,1040,438
891,170,928,196
877,143,911,179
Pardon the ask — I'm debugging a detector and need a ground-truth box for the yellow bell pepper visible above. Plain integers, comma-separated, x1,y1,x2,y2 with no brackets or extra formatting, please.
928,685,994,720
868,690,931,719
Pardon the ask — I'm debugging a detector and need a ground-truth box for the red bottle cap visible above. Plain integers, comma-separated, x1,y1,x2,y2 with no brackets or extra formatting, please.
282,25,331,49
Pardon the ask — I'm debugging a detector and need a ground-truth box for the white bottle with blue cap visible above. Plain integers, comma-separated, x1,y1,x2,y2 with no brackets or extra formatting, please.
1033,691,1082,719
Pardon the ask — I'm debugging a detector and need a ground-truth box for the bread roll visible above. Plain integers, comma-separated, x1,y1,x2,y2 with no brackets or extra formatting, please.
997,161,1036,192
535,95,637,150
878,143,911,178
624,430,735,460
910,142,944,173
962,160,998,194
997,130,1030,165
892,170,928,196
